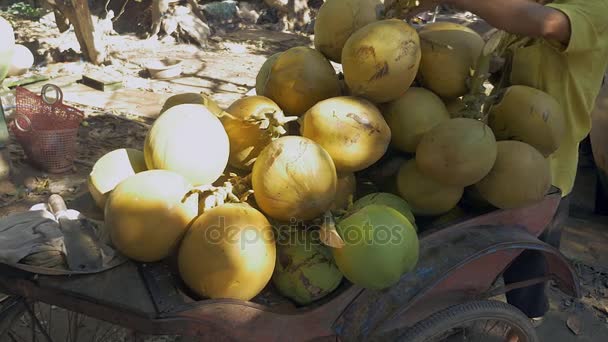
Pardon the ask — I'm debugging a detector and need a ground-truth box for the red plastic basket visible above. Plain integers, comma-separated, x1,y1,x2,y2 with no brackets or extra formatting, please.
9,85,84,173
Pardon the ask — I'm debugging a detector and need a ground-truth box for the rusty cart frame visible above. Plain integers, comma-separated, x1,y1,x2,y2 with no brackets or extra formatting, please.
0,187,580,341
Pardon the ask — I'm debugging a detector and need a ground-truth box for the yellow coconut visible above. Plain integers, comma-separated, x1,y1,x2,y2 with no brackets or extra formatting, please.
300,96,391,172
0,16,15,81
88,148,147,210
178,203,276,300
144,104,230,186
7,44,34,77
105,170,198,262
396,159,463,216
222,96,295,170
342,19,421,104
261,47,341,116
252,136,337,222
313,0,383,63
418,22,484,99
416,118,497,187
255,52,282,96
383,87,450,153
160,92,225,117
474,140,551,209
331,172,357,211
488,85,566,157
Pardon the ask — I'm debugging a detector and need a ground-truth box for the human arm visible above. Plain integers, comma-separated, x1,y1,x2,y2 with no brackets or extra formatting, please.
442,0,571,45
400,0,572,45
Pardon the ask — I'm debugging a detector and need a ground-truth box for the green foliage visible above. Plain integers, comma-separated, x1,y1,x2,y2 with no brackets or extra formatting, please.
3,2,46,20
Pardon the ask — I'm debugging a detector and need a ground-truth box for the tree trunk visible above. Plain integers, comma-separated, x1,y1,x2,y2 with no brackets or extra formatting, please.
46,0,105,65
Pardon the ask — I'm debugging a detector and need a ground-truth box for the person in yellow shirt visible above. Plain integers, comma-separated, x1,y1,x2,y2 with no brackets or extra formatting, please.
408,0,608,325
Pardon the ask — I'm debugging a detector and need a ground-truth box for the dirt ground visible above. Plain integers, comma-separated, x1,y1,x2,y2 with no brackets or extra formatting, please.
1,5,607,342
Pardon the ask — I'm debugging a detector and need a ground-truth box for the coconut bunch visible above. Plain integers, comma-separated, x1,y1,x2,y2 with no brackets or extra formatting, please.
84,0,566,308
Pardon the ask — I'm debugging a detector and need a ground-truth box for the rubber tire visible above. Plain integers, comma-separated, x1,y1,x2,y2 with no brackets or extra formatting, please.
396,300,539,342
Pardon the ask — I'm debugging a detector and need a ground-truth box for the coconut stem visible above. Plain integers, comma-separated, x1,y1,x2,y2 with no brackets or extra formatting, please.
455,30,510,121
184,173,254,213
384,0,422,19
319,211,345,249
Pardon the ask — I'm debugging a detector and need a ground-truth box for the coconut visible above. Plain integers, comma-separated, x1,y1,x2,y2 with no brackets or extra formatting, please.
0,16,15,81
474,140,551,209
222,96,295,170
7,44,34,77
418,22,484,99
396,159,463,216
105,170,198,262
416,117,497,187
488,85,566,156
348,192,416,228
332,204,419,290
331,173,357,212
255,52,282,96
313,0,383,63
178,203,276,301
144,104,230,186
88,148,147,210
252,136,337,222
272,228,343,305
160,92,224,116
383,87,450,153
341,19,421,104
300,96,391,173
261,47,341,116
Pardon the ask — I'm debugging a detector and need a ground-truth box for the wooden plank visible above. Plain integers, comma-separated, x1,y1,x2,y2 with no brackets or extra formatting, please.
2,75,50,88
81,70,124,92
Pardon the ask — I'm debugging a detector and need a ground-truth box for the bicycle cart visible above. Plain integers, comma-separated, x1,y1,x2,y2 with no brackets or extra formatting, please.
0,187,580,342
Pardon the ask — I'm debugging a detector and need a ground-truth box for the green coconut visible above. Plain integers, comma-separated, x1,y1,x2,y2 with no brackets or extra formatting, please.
313,0,384,63
348,192,416,228
272,229,343,305
383,87,450,153
396,159,464,216
416,117,498,187
474,140,551,209
88,148,148,210
341,19,421,104
418,22,485,99
488,85,566,157
255,52,282,96
333,204,419,290
261,46,341,116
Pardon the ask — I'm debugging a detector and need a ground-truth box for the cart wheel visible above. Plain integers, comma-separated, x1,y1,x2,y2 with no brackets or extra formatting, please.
396,300,539,342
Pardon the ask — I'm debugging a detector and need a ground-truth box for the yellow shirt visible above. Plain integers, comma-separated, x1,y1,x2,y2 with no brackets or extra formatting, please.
504,0,608,196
